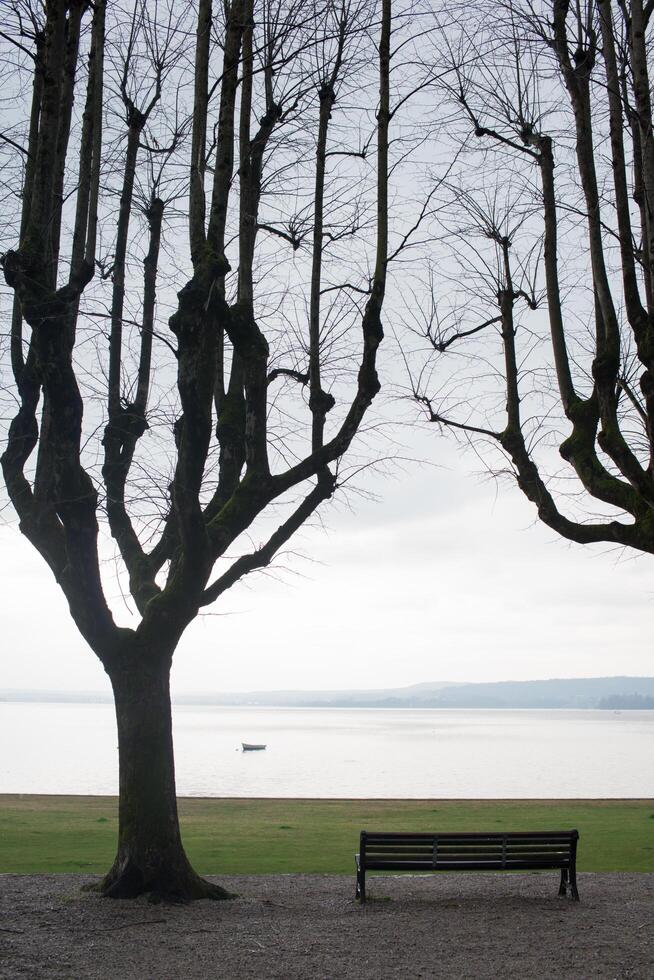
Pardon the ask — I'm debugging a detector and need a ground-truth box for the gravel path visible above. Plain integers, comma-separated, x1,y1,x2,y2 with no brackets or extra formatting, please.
1,873,653,979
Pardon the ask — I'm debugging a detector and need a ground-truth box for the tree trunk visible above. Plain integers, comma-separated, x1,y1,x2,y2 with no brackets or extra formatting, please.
100,657,232,901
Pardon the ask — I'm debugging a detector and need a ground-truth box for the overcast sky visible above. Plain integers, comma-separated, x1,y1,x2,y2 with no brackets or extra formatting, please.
2,428,652,696
3,5,653,699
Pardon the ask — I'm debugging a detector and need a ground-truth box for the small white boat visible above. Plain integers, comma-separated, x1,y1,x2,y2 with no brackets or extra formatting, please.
242,742,266,751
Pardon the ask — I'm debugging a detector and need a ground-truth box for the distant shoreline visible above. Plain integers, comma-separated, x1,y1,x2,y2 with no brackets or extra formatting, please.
2,793,654,802
2,673,654,710
3,698,654,710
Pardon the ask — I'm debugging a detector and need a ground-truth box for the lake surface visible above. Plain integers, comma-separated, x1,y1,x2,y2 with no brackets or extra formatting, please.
1,703,652,798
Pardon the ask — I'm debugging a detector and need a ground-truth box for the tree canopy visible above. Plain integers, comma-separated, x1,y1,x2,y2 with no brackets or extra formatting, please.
411,0,654,557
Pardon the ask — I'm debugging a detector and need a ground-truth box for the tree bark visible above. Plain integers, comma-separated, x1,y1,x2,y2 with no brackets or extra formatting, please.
100,656,232,902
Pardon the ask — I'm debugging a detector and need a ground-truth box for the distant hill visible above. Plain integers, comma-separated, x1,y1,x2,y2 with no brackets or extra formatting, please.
392,676,654,710
3,676,654,709
195,680,462,707
216,676,654,709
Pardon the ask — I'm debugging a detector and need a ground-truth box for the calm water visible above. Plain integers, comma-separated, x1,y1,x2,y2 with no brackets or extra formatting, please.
1,703,652,798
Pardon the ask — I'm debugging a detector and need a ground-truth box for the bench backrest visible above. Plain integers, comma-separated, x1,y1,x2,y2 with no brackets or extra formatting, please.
360,830,578,872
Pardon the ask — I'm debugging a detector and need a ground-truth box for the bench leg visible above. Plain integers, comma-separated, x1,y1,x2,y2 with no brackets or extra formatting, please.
569,866,579,902
558,868,568,897
356,868,366,904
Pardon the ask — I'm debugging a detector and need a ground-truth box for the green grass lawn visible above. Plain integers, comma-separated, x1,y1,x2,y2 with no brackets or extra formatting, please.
1,796,652,874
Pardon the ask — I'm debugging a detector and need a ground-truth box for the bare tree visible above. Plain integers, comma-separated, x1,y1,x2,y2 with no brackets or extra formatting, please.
412,0,654,558
0,0,394,900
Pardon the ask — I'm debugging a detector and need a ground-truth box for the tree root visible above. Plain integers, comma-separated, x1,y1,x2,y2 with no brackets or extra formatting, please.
88,861,236,903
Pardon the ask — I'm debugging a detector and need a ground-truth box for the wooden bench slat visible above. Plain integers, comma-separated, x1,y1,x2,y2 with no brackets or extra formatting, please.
364,840,575,845
365,853,574,861
362,831,577,838
365,853,571,861
365,847,572,853
365,842,573,850
364,860,572,870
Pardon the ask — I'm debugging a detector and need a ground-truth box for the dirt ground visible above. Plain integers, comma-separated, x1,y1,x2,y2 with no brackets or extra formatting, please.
1,872,653,979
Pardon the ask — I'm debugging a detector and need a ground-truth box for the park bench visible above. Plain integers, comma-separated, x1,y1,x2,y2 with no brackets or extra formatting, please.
355,829,579,903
